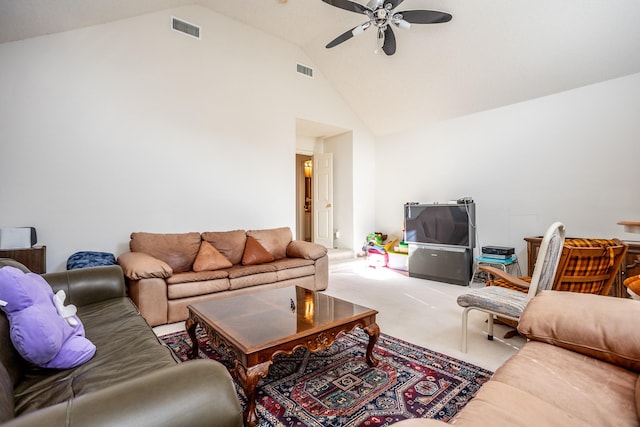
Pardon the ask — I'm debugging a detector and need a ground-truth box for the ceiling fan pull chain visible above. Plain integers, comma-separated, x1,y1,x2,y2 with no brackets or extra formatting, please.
375,27,385,54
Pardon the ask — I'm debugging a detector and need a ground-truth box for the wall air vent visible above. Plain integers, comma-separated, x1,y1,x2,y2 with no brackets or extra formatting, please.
296,63,314,78
172,17,200,39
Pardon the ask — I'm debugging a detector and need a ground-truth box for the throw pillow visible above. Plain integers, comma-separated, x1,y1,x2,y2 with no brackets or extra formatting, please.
193,241,232,272
242,236,275,265
0,266,96,369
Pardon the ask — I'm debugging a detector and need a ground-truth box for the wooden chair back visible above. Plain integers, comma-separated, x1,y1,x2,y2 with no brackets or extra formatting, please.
553,238,628,296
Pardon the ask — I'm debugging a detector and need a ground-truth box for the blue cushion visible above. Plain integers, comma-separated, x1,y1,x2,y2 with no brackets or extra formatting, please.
66,252,116,270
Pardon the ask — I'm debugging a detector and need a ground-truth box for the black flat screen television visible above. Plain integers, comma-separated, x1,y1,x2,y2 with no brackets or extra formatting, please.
404,203,475,248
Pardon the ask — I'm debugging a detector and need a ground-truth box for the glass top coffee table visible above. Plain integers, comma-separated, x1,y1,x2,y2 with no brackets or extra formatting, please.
186,286,379,427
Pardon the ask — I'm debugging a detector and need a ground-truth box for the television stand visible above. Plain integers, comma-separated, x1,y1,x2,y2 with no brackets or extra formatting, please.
408,244,472,286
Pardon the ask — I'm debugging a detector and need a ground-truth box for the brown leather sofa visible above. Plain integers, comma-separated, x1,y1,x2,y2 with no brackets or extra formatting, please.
117,227,329,326
394,291,640,427
0,259,242,427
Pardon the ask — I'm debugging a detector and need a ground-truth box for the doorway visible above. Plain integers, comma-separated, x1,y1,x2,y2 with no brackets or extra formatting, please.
295,118,350,250
296,154,313,242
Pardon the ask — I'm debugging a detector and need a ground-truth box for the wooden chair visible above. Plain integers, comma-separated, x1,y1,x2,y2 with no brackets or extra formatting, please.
483,238,628,296
480,237,628,335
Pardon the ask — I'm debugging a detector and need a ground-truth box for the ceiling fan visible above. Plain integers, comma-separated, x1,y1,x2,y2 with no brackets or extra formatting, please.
322,0,452,55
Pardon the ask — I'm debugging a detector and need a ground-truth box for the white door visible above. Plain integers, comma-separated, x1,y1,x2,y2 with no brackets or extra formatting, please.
313,153,333,248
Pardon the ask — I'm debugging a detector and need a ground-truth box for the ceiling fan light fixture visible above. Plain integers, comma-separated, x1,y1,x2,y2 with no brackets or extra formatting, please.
352,21,370,36
393,18,411,30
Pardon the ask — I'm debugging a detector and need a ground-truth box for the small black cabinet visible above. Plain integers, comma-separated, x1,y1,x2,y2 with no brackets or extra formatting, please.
408,244,472,286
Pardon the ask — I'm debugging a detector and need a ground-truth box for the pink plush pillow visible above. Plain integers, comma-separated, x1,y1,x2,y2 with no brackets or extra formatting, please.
242,236,275,265
193,241,232,272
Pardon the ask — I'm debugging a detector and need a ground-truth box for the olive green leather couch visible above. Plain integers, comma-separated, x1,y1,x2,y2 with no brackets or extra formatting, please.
0,259,242,427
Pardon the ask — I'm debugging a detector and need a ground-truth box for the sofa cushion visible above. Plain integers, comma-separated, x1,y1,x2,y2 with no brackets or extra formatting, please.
130,232,201,274
449,380,585,427
167,279,230,300
226,264,276,279
247,227,292,260
276,265,316,282
489,341,639,427
117,252,173,280
1,313,24,390
229,273,278,291
636,376,640,420
270,258,316,282
242,236,275,265
13,297,177,415
201,230,246,265
193,241,232,272
518,291,640,372
0,362,13,423
2,290,22,422
166,270,229,285
269,258,315,270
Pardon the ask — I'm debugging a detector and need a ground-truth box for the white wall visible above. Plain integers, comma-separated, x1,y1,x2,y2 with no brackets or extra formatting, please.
375,73,640,265
0,5,375,271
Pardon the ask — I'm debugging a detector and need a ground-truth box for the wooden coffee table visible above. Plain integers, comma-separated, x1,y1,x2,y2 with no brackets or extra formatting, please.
186,286,379,427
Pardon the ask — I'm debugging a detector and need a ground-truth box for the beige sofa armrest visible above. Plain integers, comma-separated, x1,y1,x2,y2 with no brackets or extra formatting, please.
117,251,173,280
518,290,640,372
286,240,328,261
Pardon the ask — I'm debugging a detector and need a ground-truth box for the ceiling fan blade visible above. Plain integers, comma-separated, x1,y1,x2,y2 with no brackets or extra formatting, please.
382,26,396,55
326,23,369,48
322,0,370,14
398,10,453,24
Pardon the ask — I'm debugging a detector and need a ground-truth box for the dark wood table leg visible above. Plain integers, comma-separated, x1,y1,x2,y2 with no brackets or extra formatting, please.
363,322,380,367
235,360,272,427
185,317,199,359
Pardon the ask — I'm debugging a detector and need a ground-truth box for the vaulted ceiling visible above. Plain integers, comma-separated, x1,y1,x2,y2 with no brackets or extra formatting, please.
2,0,640,136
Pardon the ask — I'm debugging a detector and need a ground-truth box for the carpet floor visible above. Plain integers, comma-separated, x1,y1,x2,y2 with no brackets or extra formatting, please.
160,328,491,426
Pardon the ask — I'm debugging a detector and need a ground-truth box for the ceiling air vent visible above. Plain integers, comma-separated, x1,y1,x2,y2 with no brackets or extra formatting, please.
296,63,314,78
172,17,200,39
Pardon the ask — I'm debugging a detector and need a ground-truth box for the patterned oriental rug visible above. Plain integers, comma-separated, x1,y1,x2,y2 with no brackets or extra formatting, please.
160,329,492,427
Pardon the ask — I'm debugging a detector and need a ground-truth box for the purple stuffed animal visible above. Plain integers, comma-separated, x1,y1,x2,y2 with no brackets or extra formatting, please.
0,266,96,369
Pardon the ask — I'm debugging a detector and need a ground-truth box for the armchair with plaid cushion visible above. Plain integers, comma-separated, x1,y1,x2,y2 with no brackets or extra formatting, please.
482,238,628,296
480,238,628,335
